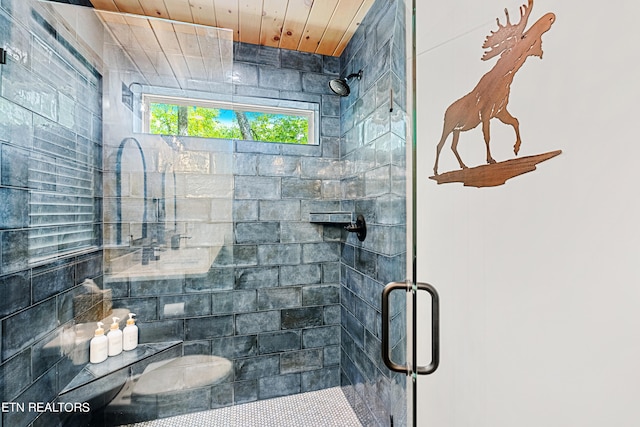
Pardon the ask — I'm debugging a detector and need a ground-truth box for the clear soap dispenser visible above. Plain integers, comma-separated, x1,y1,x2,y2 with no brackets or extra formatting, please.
123,313,138,351
107,317,123,356
90,322,108,363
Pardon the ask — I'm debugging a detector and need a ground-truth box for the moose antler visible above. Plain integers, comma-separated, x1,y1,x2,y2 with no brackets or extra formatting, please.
482,0,534,61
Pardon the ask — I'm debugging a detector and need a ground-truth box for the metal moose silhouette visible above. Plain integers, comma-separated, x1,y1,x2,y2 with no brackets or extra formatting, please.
431,0,560,187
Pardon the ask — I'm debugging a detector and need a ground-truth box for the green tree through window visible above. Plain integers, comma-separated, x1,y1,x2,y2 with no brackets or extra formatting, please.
149,103,309,144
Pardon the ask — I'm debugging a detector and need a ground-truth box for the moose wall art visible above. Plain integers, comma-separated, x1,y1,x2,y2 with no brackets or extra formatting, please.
430,0,561,187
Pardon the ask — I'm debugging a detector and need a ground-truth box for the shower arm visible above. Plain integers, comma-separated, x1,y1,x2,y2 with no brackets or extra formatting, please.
345,70,363,81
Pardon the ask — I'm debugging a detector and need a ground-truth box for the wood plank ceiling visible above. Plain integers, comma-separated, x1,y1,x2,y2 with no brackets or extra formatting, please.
98,11,234,90
89,0,375,57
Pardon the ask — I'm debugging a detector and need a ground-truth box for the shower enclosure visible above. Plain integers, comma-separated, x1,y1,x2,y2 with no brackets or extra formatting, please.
98,3,410,424
5,1,636,426
0,0,413,426
99,9,347,424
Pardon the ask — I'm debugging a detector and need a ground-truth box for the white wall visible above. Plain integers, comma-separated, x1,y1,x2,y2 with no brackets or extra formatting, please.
415,1,640,426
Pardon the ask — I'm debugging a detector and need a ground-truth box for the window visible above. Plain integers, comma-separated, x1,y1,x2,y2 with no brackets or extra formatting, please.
142,95,317,145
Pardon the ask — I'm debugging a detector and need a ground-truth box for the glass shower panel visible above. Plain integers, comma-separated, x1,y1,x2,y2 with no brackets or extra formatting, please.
22,0,413,425
337,0,415,424
98,10,236,425
0,2,235,425
78,7,235,424
99,10,234,282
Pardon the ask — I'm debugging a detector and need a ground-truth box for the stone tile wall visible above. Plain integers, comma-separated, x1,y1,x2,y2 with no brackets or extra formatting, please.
1,0,411,424
0,1,103,426
338,0,410,425
102,43,346,419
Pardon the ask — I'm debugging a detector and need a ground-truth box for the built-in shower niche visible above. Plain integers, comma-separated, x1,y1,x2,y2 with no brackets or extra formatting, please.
104,134,234,280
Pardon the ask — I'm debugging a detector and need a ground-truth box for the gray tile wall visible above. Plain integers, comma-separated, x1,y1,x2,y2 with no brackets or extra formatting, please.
338,0,409,426
103,43,345,420
2,0,410,424
0,1,103,426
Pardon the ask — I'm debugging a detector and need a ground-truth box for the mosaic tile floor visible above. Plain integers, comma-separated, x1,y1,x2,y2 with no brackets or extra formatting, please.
122,387,363,427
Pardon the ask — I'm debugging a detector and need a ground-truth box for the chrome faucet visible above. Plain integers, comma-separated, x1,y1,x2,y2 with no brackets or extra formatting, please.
115,137,148,246
170,234,192,250
138,238,165,265
141,245,154,265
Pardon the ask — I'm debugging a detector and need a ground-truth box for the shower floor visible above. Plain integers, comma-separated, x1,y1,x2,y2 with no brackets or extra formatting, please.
121,386,363,427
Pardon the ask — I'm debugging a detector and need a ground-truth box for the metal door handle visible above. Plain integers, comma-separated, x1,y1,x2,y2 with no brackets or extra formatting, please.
415,282,439,375
382,281,411,374
381,281,440,375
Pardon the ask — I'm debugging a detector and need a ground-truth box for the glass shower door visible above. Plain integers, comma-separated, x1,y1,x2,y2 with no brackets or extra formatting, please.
379,1,442,426
413,1,640,426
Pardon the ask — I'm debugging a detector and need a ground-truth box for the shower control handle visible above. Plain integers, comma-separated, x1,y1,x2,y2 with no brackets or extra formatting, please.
344,214,367,241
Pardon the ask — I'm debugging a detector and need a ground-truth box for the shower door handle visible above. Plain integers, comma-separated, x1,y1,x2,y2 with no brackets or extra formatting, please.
414,282,439,375
381,281,440,375
382,281,411,374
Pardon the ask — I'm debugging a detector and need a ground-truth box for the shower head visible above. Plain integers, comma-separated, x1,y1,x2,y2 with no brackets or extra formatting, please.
328,70,362,97
329,78,351,97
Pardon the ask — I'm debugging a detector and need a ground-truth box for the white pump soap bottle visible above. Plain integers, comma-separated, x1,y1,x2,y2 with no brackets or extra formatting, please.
107,317,123,356
123,313,138,351
90,322,108,363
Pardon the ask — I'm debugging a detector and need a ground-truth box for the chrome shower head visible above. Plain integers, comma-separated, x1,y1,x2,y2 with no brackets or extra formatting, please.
328,70,362,97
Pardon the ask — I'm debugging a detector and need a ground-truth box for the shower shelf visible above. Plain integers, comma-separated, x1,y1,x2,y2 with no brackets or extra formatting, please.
309,212,354,224
310,212,366,241
59,341,182,397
